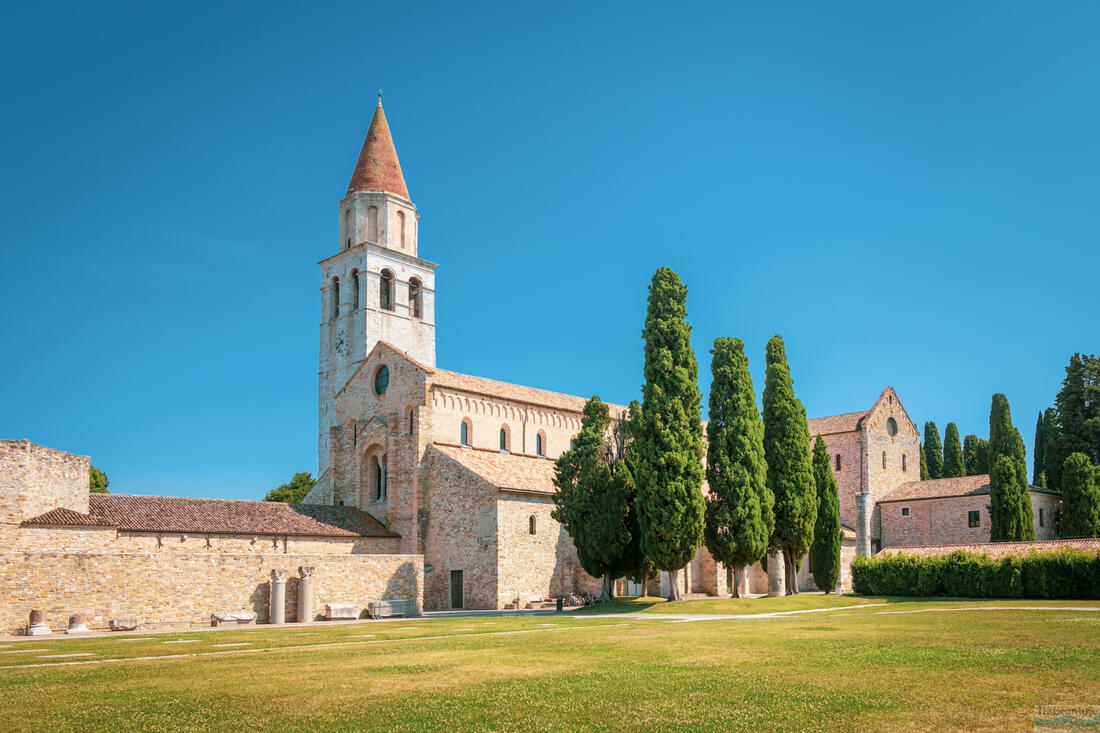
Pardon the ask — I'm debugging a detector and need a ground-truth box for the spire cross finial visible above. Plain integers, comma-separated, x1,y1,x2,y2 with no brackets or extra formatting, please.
377,88,383,106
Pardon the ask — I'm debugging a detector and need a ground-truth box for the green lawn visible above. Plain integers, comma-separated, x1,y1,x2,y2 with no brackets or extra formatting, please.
1,598,1097,731
586,592,883,615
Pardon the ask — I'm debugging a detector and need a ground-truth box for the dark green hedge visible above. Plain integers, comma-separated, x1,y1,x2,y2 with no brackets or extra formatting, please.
851,548,1100,599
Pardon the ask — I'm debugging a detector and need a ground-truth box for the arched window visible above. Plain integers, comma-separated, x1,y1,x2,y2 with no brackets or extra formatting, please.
397,210,407,249
460,419,471,446
529,515,537,535
380,269,394,311
835,454,842,471
367,206,378,241
370,455,387,502
344,209,351,249
499,425,510,452
882,451,887,469
350,269,360,309
902,454,908,472
536,432,545,457
408,277,422,319
331,276,340,319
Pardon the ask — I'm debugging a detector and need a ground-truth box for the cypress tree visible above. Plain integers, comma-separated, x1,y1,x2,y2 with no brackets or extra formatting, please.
988,394,1034,541
633,268,705,600
1033,411,1047,486
1061,453,1100,539
703,338,770,597
919,442,930,480
963,435,991,476
923,422,943,479
762,335,816,595
942,423,965,479
1047,354,1100,491
809,435,841,593
552,396,633,600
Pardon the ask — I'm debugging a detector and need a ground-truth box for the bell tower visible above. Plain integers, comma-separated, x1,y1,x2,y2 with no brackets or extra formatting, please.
318,96,437,475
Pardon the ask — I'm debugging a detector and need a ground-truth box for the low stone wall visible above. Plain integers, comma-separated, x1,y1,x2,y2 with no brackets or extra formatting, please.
0,551,422,635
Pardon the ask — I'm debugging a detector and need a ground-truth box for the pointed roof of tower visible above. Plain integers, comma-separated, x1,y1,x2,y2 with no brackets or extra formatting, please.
346,97,410,199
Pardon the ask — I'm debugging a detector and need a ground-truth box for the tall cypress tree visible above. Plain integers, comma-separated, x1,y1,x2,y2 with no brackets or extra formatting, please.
923,422,943,479
919,442,930,480
552,396,634,600
703,338,770,597
988,393,1034,541
964,435,991,476
809,435,841,593
762,335,816,595
1033,411,1048,487
1047,354,1100,491
633,268,705,601
1061,453,1100,539
942,423,965,479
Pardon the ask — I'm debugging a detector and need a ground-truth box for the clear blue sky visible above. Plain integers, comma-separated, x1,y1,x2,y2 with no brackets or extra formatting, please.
2,2,1097,499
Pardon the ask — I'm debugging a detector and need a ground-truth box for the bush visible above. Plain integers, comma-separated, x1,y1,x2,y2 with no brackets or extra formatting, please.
852,548,1099,599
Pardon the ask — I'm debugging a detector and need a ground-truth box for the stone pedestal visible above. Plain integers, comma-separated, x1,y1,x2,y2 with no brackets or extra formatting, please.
298,566,314,623
66,613,89,634
767,552,786,597
26,609,51,636
270,569,288,624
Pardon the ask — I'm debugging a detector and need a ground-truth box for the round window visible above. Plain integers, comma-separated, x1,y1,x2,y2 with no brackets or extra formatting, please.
374,365,390,395
886,417,898,436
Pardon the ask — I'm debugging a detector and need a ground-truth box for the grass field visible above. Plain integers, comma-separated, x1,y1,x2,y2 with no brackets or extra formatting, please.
1,595,1098,731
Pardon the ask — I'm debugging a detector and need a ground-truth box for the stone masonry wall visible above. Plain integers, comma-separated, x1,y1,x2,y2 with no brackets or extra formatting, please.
862,390,921,549
495,492,600,606
0,441,89,545
811,431,863,530
0,551,422,635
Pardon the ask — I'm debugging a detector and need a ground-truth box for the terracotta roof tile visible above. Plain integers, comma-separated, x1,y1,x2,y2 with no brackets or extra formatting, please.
431,369,629,416
432,443,558,494
806,411,867,436
881,474,1060,502
346,101,410,199
21,506,115,527
24,494,397,538
880,538,1100,559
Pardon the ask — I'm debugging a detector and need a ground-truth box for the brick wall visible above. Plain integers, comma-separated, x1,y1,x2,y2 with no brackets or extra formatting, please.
880,491,1061,548
0,551,422,635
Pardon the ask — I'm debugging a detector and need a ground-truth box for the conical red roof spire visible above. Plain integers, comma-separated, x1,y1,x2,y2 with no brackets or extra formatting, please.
346,96,410,199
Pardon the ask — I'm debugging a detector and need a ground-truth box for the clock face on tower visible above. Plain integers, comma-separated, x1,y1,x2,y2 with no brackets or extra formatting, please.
335,330,348,356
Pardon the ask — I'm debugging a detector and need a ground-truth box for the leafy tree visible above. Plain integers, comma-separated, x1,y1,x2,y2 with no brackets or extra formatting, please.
264,472,316,503
612,400,653,595
633,268,705,600
809,435,841,593
762,335,816,595
923,422,943,479
1047,354,1100,491
552,396,635,600
988,394,1034,541
942,423,965,479
703,338,770,598
964,435,991,476
1033,410,1051,487
919,442,930,480
1060,453,1100,539
89,466,109,494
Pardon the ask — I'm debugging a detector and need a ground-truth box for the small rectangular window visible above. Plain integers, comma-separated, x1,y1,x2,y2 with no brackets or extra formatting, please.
901,507,910,517
968,510,980,528
1039,508,1044,527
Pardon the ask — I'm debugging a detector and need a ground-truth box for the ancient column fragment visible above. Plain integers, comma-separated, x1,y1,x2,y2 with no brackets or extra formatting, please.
270,569,288,624
298,566,315,623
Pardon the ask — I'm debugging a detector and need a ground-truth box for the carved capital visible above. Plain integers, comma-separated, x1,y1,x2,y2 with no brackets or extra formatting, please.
271,569,289,583
298,566,315,578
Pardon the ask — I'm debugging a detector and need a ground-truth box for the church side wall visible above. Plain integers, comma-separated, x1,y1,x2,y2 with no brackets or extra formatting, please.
879,491,1060,548
495,493,600,607
862,395,921,549
0,551,422,635
11,527,401,555
422,450,499,610
809,431,863,530
430,390,585,460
